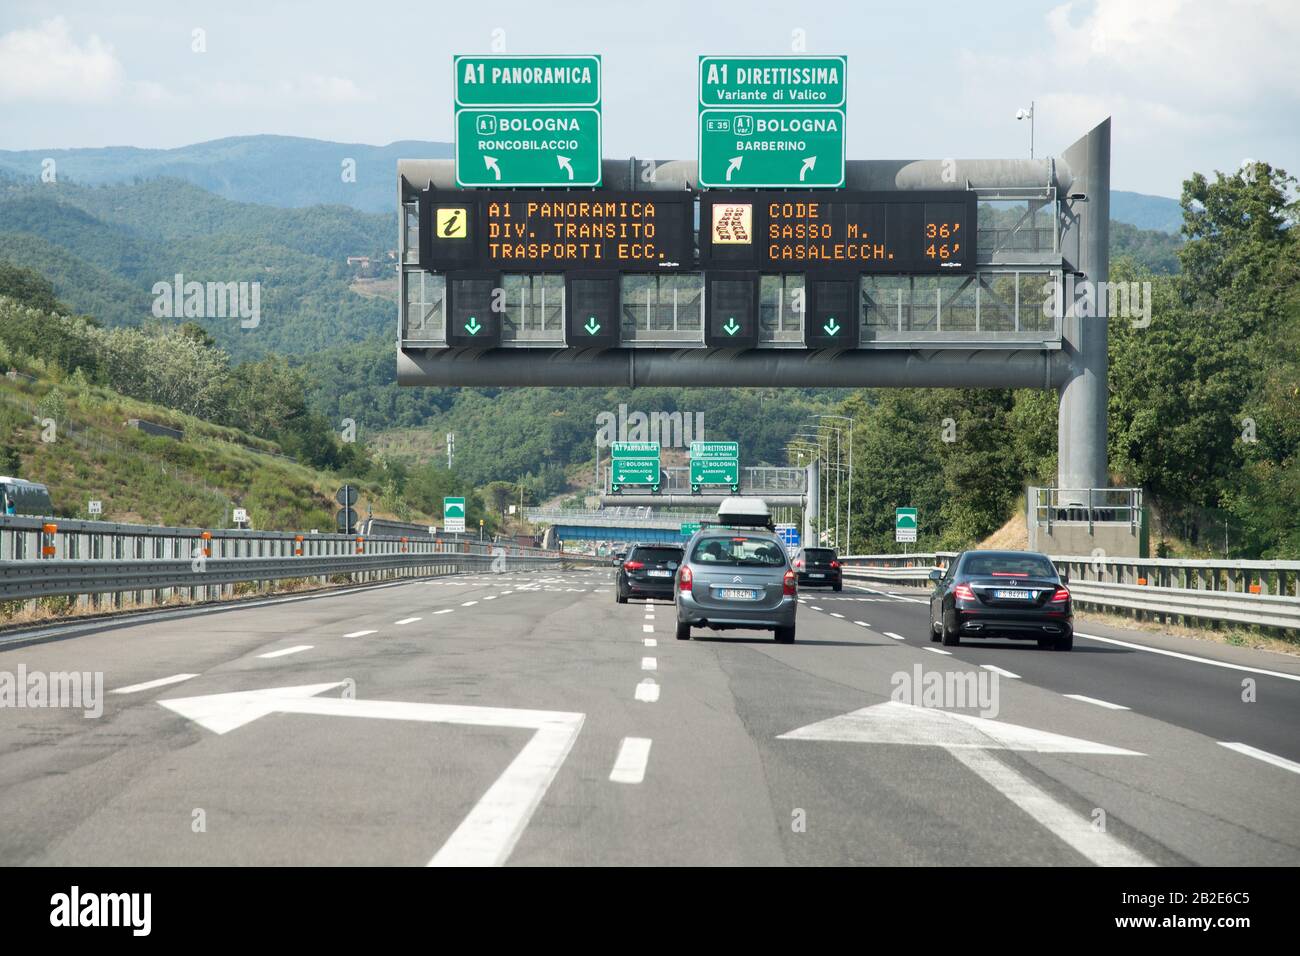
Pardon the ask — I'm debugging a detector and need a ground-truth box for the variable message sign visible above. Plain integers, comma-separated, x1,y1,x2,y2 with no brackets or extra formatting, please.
610,442,660,490
700,191,976,274
698,55,846,189
690,441,740,489
444,496,467,533
454,54,602,188
420,191,693,273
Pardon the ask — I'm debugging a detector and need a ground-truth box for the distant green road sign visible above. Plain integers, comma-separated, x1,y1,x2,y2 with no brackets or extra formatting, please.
680,522,701,536
895,507,918,543
455,55,601,107
455,108,602,187
698,55,846,190
454,54,602,189
444,496,467,533
611,442,660,490
698,108,845,188
690,441,739,488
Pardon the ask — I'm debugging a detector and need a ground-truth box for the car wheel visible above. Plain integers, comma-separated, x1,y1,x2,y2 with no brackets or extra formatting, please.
930,619,942,642
941,609,961,646
676,621,691,641
1054,632,1074,651
615,587,627,604
833,583,843,592
1036,637,1053,649
775,625,795,644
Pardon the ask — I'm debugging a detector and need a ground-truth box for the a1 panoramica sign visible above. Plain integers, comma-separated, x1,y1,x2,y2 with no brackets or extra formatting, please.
454,55,602,188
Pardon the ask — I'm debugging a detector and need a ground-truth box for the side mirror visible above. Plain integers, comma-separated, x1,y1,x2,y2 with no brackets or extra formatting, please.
928,570,942,582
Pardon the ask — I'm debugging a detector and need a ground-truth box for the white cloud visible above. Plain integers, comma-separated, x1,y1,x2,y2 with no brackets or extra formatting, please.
0,17,124,103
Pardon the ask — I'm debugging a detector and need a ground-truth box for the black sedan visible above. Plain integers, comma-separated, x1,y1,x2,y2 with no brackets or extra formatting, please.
928,550,1073,650
792,547,843,591
616,544,684,603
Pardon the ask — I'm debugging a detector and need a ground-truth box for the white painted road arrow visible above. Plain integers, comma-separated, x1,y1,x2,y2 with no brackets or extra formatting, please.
779,701,1152,866
160,682,584,867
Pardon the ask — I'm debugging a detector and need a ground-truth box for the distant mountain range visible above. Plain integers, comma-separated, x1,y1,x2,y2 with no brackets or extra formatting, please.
0,135,1184,232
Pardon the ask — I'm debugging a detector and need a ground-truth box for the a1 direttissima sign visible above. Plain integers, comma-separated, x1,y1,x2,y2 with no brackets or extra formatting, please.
420,190,694,273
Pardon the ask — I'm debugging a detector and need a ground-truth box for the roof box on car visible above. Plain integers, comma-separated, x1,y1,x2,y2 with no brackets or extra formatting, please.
716,496,773,529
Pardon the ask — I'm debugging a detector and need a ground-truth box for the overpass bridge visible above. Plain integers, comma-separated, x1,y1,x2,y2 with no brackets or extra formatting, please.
523,507,714,545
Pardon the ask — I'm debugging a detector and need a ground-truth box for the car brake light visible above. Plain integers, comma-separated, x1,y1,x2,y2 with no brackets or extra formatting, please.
1051,587,1070,603
623,560,644,570
783,570,797,595
954,583,976,601
794,559,803,569
678,565,692,592
830,560,840,569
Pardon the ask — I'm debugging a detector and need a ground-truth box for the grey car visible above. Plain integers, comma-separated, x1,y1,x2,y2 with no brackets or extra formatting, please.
674,528,798,643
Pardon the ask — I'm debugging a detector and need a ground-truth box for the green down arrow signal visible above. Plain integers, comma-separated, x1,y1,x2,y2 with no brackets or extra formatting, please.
584,316,601,335
464,316,482,335
723,318,741,336
823,317,841,336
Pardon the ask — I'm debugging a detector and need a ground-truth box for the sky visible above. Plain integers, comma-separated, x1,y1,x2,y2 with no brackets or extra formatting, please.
0,0,1297,197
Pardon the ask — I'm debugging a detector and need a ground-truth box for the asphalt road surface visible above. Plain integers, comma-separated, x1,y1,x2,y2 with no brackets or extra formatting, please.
1,569,1296,866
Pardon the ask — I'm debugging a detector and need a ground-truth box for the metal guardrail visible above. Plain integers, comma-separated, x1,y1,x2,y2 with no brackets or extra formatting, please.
0,515,604,612
839,552,1300,632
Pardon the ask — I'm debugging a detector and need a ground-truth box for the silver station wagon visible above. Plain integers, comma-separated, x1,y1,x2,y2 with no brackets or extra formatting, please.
675,498,798,644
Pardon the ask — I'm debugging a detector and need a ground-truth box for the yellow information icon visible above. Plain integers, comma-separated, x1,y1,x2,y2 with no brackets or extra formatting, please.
437,207,468,239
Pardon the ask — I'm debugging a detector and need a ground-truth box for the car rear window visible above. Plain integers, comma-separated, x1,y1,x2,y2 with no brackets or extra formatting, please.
961,553,1056,578
631,547,683,564
802,549,836,560
691,536,786,567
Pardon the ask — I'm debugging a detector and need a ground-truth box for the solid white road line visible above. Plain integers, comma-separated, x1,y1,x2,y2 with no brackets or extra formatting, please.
395,617,421,625
110,673,200,695
641,657,657,671
1217,742,1300,776
1063,694,1130,710
258,645,313,659
981,665,1021,679
642,624,654,633
1075,632,1300,683
434,608,454,615
635,679,660,703
924,647,952,656
609,737,652,784
946,746,1154,866
343,629,377,638
644,638,657,647
885,632,906,641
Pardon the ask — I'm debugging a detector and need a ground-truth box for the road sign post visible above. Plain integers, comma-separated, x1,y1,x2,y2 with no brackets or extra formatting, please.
690,441,740,492
444,496,467,533
610,442,661,492
698,55,846,189
454,55,602,188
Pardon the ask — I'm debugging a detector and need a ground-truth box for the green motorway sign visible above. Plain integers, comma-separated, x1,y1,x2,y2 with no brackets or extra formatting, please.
454,54,602,188
610,441,660,490
455,108,601,187
895,507,918,543
698,55,846,190
455,55,601,106
690,441,739,489
444,496,467,533
680,522,702,536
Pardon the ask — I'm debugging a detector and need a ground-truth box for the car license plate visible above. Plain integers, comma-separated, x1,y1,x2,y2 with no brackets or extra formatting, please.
717,588,759,601
809,573,824,578
647,570,671,577
994,589,1031,599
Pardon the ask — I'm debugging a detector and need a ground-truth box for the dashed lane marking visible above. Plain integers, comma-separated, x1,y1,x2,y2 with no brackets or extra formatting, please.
1217,742,1300,776
258,645,313,659
344,630,376,638
641,657,657,671
635,679,660,703
982,665,1021,679
110,673,200,695
609,737,653,784
1063,694,1129,710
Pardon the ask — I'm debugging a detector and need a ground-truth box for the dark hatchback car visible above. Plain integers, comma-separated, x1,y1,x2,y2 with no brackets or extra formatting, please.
928,550,1074,650
616,544,684,603
792,547,842,590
